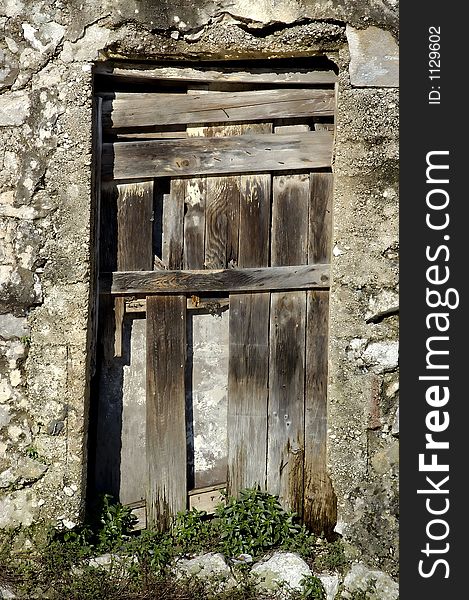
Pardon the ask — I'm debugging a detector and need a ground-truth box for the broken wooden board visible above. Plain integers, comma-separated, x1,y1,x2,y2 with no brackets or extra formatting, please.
125,297,230,313
101,132,334,180
188,485,226,514
95,64,338,85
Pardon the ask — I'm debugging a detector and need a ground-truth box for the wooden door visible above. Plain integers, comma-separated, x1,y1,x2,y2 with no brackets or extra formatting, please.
93,62,337,534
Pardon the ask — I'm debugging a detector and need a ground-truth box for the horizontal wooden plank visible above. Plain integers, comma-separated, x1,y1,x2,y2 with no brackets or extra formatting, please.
114,131,188,140
100,264,330,295
95,64,337,85
102,132,333,180
103,89,335,129
125,296,230,313
188,485,225,514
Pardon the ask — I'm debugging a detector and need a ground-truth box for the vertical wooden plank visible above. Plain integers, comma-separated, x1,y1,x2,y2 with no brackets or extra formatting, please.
146,295,186,529
182,119,208,270
271,173,309,266
116,181,154,270
227,292,270,493
238,174,271,267
119,317,147,506
267,293,306,515
304,171,335,534
205,176,240,268
163,183,184,269
304,291,336,535
228,122,272,496
204,123,271,269
268,158,308,514
114,181,154,356
309,173,333,264
202,123,239,269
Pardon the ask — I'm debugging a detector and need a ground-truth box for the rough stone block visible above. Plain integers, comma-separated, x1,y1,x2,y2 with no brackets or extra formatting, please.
346,26,399,87
343,562,399,599
251,552,311,593
0,91,30,126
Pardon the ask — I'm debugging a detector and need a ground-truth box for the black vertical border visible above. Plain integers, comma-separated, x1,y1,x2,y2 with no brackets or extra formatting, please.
400,5,466,598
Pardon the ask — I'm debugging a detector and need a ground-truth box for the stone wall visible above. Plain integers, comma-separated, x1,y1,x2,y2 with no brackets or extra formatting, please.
0,0,399,579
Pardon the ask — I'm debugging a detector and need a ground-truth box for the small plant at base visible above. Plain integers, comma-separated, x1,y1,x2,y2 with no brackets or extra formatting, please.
172,507,215,554
125,529,174,577
313,539,347,573
94,494,137,552
299,574,326,599
214,488,303,558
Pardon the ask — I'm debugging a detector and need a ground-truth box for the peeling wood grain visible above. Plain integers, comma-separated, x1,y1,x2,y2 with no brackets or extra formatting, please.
95,64,338,85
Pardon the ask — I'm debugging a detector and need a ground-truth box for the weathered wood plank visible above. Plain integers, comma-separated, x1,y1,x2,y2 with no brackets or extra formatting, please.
101,132,334,180
103,89,335,129
100,263,330,295
238,174,271,268
146,295,187,529
303,168,334,532
202,123,270,269
95,64,338,85
314,122,335,132
114,130,188,140
228,293,270,494
125,297,230,313
163,186,184,269
167,178,205,270
228,120,271,495
117,181,154,271
119,317,147,506
113,181,154,356
309,173,333,264
180,122,208,270
268,162,309,513
303,291,336,535
205,176,240,269
271,173,310,266
187,309,230,489
267,291,306,515
188,485,225,514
